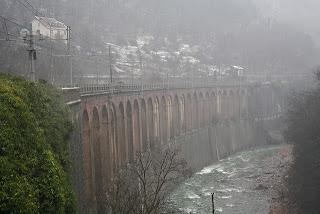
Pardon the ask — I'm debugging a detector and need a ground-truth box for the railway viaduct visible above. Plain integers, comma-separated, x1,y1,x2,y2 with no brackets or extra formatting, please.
62,80,285,213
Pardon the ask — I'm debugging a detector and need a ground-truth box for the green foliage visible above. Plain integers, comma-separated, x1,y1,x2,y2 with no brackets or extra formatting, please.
284,70,320,213
0,74,76,213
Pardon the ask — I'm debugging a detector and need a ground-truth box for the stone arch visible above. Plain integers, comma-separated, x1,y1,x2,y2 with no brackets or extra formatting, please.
126,101,134,162
174,94,181,136
101,106,110,190
220,90,228,119
217,90,222,118
193,92,199,129
199,92,205,127
109,103,117,172
241,89,246,95
186,93,192,131
234,89,241,119
133,100,141,155
92,107,102,204
223,90,228,96
205,92,210,125
240,89,247,118
147,98,155,150
167,96,174,139
228,90,235,119
117,102,126,165
141,99,147,151
211,92,217,123
180,94,186,133
160,96,168,144
82,110,93,200
154,97,160,142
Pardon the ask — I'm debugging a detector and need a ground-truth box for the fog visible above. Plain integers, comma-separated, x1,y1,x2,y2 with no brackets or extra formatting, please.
2,1,320,214
0,0,319,83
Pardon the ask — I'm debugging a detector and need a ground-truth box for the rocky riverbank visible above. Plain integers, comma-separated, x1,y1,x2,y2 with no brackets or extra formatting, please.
260,145,292,214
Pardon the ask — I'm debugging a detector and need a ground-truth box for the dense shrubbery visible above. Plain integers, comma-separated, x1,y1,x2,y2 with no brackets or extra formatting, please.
0,75,75,213
284,71,320,213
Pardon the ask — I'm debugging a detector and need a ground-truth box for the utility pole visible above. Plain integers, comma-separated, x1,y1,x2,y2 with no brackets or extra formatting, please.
109,45,113,83
211,192,215,214
66,26,73,85
49,25,54,84
138,49,144,93
27,34,36,81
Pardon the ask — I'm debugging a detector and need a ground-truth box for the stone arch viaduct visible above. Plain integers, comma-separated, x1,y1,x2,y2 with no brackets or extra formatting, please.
63,80,286,213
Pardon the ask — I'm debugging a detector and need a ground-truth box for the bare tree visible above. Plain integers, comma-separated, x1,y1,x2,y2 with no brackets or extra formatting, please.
106,148,191,214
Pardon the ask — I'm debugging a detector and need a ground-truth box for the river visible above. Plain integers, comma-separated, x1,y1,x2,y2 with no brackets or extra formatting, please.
168,145,289,214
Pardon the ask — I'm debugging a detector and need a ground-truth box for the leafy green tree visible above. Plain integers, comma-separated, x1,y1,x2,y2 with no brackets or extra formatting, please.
0,75,75,213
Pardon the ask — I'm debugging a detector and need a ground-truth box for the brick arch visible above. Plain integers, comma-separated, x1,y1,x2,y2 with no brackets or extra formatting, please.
173,94,181,136
199,92,205,127
167,95,174,140
211,91,217,122
186,93,192,131
141,99,147,151
228,90,235,119
192,92,199,129
220,90,228,119
108,102,117,171
160,96,168,145
126,100,134,162
180,94,186,133
154,96,160,143
82,109,93,201
92,107,102,205
133,99,141,156
217,90,223,119
241,89,246,95
117,102,126,165
101,105,111,190
236,89,241,95
147,97,155,150
205,92,210,125
223,90,228,96
234,89,241,119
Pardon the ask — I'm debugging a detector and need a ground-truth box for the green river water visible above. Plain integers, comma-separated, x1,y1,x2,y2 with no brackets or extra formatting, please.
169,145,286,214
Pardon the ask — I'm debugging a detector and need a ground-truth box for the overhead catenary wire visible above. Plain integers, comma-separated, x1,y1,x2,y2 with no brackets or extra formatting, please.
4,0,138,83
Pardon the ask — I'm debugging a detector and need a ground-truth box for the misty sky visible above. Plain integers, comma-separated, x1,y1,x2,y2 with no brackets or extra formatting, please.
255,0,320,37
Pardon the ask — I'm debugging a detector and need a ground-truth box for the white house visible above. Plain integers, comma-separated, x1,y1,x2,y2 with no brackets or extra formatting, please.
232,65,245,77
32,16,67,41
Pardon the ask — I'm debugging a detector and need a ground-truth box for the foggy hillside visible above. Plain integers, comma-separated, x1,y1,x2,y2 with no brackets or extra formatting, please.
0,0,318,83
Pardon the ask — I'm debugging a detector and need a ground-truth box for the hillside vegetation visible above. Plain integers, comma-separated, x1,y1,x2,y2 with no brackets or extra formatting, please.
0,0,317,83
284,71,320,213
0,75,75,213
